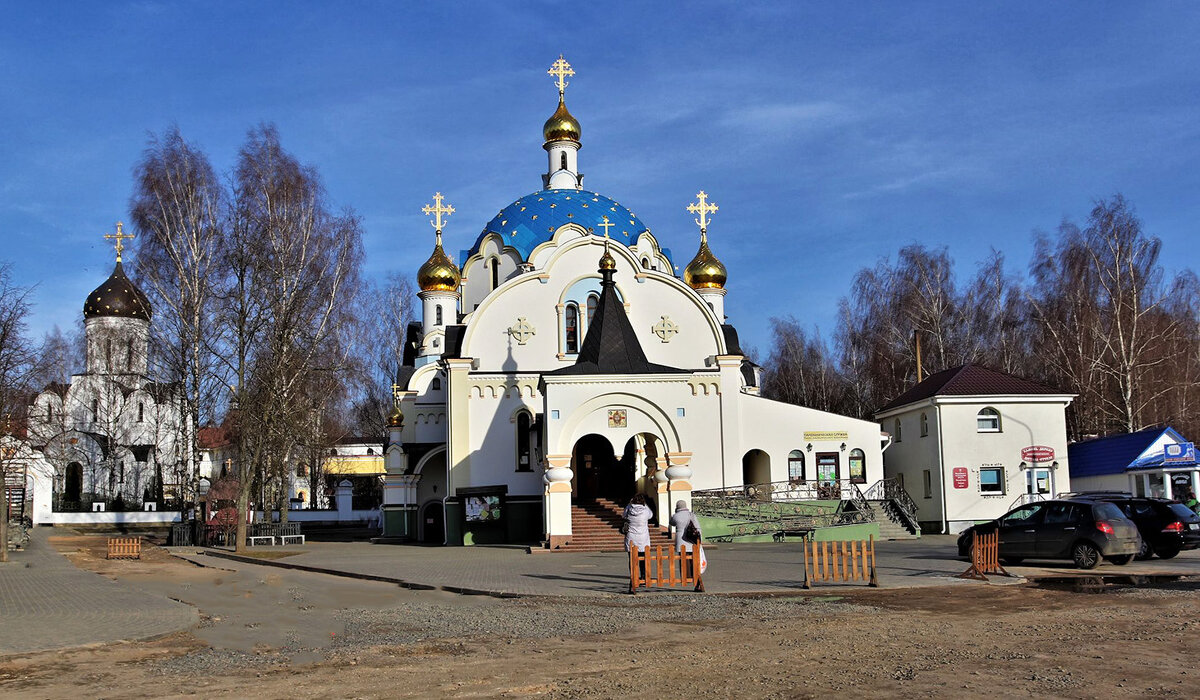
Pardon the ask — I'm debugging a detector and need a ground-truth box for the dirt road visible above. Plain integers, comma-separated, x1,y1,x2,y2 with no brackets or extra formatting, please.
1,537,1197,698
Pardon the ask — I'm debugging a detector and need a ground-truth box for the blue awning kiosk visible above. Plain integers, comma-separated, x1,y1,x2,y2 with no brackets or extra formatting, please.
1068,427,1198,500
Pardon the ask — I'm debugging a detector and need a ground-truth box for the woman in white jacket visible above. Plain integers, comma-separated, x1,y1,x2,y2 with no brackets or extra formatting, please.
623,493,653,552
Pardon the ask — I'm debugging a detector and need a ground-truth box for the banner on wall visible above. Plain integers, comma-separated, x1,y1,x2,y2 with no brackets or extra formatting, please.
1164,442,1196,464
952,467,969,489
1021,446,1055,464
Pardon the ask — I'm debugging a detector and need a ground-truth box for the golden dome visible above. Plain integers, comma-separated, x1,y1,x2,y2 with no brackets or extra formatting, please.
387,403,404,428
417,231,461,292
543,97,581,143
683,232,727,289
598,236,616,271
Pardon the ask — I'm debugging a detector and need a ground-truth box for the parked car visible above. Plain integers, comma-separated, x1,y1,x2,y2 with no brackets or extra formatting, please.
957,498,1141,570
1081,495,1200,560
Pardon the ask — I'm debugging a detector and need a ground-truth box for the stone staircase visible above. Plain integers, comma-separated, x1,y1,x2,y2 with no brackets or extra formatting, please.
547,498,673,553
868,499,920,539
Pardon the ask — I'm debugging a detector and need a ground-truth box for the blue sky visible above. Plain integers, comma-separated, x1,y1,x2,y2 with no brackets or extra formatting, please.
3,2,1199,358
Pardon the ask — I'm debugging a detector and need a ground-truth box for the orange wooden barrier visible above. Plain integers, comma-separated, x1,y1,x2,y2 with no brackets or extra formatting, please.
629,545,704,593
107,537,141,560
958,529,1009,580
802,536,878,588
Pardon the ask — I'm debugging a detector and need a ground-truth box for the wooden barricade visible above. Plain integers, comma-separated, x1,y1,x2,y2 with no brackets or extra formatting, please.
629,545,704,593
958,529,1008,580
107,537,142,560
802,535,878,588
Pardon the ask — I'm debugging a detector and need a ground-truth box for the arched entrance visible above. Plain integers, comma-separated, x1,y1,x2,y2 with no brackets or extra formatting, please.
571,433,633,503
742,449,771,493
64,462,83,503
420,501,444,544
622,433,663,500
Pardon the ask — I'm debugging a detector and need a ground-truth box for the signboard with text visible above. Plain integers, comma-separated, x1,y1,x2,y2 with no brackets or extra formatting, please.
1164,442,1196,464
804,431,848,441
952,467,969,489
1021,446,1055,464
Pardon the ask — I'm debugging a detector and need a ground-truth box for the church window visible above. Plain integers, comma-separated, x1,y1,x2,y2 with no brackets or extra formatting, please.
367,447,375,455
560,151,568,171
435,305,443,326
138,402,144,422
46,405,53,423
297,463,308,477
894,418,902,443
105,338,112,369
849,449,866,484
641,257,650,269
516,411,532,471
490,258,500,290
564,303,579,353
920,412,928,437
126,340,134,369
586,293,598,325
432,377,442,390
118,461,125,484
92,398,99,422
788,450,806,483
432,338,440,349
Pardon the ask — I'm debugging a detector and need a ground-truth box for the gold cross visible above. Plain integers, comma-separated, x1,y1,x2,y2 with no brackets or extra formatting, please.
422,192,454,232
104,221,134,263
548,55,574,96
687,191,718,233
391,382,403,405
597,215,615,237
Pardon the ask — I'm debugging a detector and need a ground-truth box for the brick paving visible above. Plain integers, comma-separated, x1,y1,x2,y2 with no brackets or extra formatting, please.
0,529,197,655
172,536,1200,599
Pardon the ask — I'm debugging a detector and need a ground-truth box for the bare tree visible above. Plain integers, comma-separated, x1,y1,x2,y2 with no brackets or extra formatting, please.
130,128,226,514
761,317,848,413
0,264,37,561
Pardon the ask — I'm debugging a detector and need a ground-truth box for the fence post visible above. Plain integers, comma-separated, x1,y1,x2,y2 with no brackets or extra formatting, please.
802,536,812,589
868,534,878,587
629,546,640,594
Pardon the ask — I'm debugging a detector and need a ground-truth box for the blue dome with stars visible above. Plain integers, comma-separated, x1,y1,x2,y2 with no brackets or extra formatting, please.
465,189,663,265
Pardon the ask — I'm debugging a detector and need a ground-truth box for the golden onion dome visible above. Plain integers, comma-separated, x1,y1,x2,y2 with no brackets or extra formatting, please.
417,231,461,292
387,403,404,428
683,232,727,289
543,97,581,144
598,237,617,271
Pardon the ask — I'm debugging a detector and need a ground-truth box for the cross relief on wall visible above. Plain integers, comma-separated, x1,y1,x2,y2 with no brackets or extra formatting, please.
509,317,536,345
652,315,679,342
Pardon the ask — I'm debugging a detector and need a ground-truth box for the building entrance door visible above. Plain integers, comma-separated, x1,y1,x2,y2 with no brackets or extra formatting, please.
1026,468,1052,497
571,434,631,503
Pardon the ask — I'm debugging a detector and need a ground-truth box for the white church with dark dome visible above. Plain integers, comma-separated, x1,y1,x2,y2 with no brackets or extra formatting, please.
381,58,887,548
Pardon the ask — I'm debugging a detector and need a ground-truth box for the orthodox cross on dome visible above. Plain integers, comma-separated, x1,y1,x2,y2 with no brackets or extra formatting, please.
687,191,719,235
596,215,615,237
422,192,454,233
548,55,574,97
104,221,134,263
391,382,403,406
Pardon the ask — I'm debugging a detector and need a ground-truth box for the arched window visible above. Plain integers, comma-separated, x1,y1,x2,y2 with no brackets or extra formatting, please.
126,340,134,369
849,449,866,484
367,447,375,455
788,450,806,483
920,412,929,437
641,257,651,269
46,405,54,423
586,293,598,325
92,398,99,422
435,305,443,326
432,377,442,390
490,258,500,290
516,411,533,471
564,303,579,353
105,338,112,369
137,402,144,422
894,418,902,443
977,407,1001,432
560,151,568,170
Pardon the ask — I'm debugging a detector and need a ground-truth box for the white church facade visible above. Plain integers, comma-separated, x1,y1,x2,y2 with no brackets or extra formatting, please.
381,58,886,548
26,228,188,525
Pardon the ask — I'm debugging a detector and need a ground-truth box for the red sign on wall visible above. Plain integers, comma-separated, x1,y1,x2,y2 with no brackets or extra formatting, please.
1021,446,1055,463
952,467,969,489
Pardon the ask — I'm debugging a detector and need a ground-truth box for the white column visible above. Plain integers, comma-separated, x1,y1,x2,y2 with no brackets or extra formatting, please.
544,453,574,548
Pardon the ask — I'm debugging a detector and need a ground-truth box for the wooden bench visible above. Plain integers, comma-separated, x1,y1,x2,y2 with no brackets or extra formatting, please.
247,535,276,546
279,534,305,546
107,537,141,560
629,545,705,593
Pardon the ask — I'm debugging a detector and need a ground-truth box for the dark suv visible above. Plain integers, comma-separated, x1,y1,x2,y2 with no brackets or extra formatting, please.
1080,494,1200,560
957,499,1141,570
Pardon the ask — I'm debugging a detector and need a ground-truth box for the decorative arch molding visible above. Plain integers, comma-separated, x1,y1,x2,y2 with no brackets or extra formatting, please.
554,392,682,455
413,445,447,476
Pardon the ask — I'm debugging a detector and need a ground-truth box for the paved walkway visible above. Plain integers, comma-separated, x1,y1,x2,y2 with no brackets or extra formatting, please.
172,536,1200,598
0,529,197,655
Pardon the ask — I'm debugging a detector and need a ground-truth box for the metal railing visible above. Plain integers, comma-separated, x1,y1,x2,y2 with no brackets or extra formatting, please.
1009,492,1048,509
691,479,875,537
862,478,920,532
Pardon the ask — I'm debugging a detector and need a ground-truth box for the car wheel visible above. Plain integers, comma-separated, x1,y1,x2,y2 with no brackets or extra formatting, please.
1155,546,1181,560
1072,542,1101,570
1001,557,1024,565
1136,539,1153,560
1108,555,1133,566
